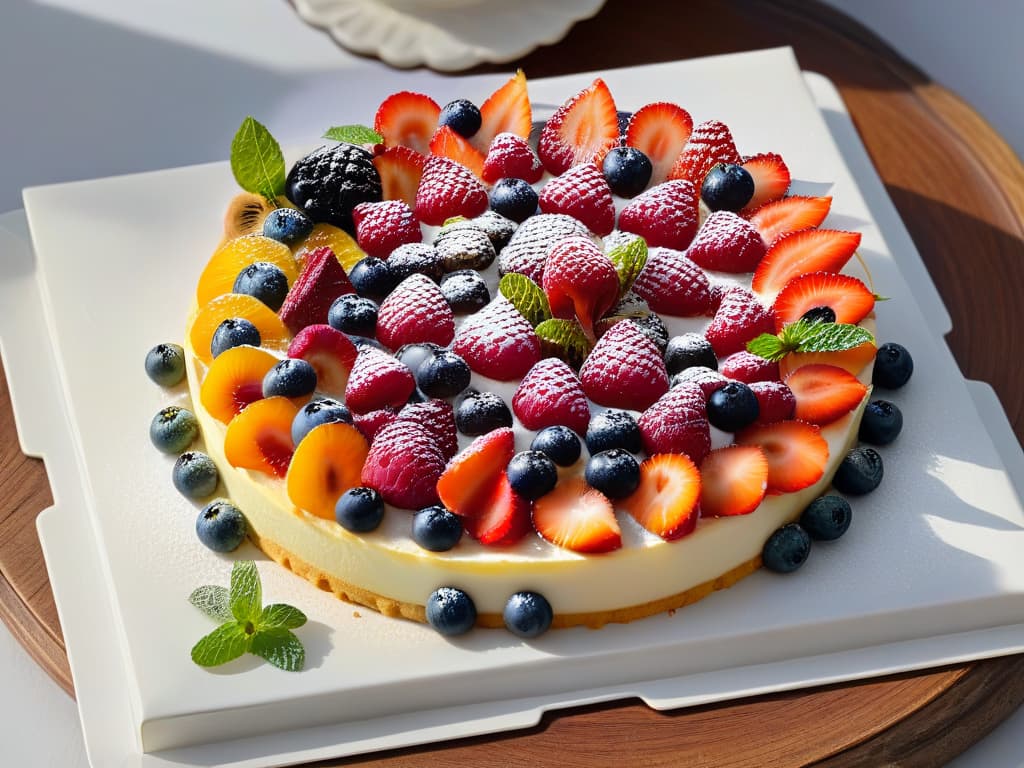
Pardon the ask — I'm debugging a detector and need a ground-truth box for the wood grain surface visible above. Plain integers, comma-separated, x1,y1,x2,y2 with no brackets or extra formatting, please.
2,0,1023,765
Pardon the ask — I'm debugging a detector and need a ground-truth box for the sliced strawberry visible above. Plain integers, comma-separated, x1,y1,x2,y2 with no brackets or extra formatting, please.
374,91,440,155
463,471,532,546
771,272,875,332
751,229,862,300
668,119,741,185
778,341,877,380
735,420,828,493
785,364,868,425
286,324,357,397
429,125,486,179
373,146,425,209
739,153,791,213
537,78,619,175
625,102,693,185
474,69,532,152
621,453,701,540
532,476,621,553
481,132,543,184
699,445,768,517
436,427,515,517
747,196,832,246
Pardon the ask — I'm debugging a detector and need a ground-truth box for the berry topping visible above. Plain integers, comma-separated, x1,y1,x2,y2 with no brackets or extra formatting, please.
699,446,768,518
751,229,862,300
736,420,828,494
211,317,261,358
233,262,290,312
287,421,369,519
785,364,868,425
475,70,532,152
872,342,914,389
625,102,693,186
433,225,496,272
150,406,199,454
387,242,444,282
762,523,812,573
704,287,774,357
507,450,559,500
701,163,755,213
585,448,640,499
414,156,489,226
374,91,440,154
372,146,425,209
719,351,780,384
638,383,711,462
348,256,397,302
833,446,884,496
618,180,699,251
412,505,464,552
351,407,398,442
287,324,358,397
172,451,219,500
291,397,351,445
262,207,314,246
397,398,459,460
747,195,832,246
451,298,541,381
497,213,590,282
285,143,382,233
376,273,455,350
482,133,543,185
415,349,471,399
455,390,513,436
361,419,445,509
748,380,797,425
543,236,620,332
428,125,486,178
663,333,718,375
223,396,298,478
279,246,356,334
327,294,378,338
352,200,422,259
503,591,554,639
630,246,710,317
440,269,490,313
145,342,186,387
586,409,642,455
579,321,669,411
489,177,539,223
344,348,415,414
426,587,476,636
438,98,482,138
800,495,852,541
686,211,766,273
531,425,583,467
512,358,591,435
436,428,515,518
621,453,701,539
669,119,741,185
262,358,317,399
801,306,837,324
670,366,729,399
771,272,875,332
195,500,247,553
334,487,385,533
538,163,616,236
602,146,653,198
739,152,791,213
461,471,533,546
537,78,619,175
859,399,903,445
532,476,621,554
707,381,761,432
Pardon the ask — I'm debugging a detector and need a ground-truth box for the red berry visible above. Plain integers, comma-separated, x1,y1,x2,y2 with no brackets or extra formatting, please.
532,476,621,554
746,195,832,246
621,453,701,540
704,287,774,357
451,298,541,381
630,246,710,316
625,102,693,186
751,229,862,300
497,214,590,283
376,273,455,350
278,246,355,334
735,420,828,494
361,419,444,509
414,156,488,226
785,364,868,425
512,358,591,435
686,211,766,273
481,132,542,184
436,428,515,517
748,380,796,425
542,236,620,332
397,399,458,460
428,125,486,179
352,200,422,259
344,347,415,414
618,180,699,250
473,70,532,153
720,350,780,384
373,146,425,209
286,324,358,398
579,321,669,411
538,163,615,236
771,271,875,333
352,407,398,441
739,153,791,214
374,91,440,155
537,78,619,175
668,119,741,185
638,383,711,463
699,445,769,517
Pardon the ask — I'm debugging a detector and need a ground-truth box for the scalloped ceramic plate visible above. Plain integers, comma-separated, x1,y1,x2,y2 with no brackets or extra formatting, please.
290,0,607,70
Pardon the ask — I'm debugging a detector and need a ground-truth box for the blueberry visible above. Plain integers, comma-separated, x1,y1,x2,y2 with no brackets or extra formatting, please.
586,410,642,455
800,495,852,541
335,486,385,532
859,399,903,445
455,390,513,435
615,111,633,135
233,261,290,312
833,447,884,495
261,207,313,245
348,256,396,302
396,342,444,373
585,448,640,499
507,451,558,500
210,317,261,358
503,591,553,639
416,350,471,399
438,98,482,138
145,343,186,387
327,294,378,337
701,163,755,212
602,146,653,198
262,358,317,398
412,505,463,552
531,425,582,467
388,243,443,282
762,523,812,573
707,382,760,432
172,451,219,499
873,342,914,389
196,499,247,553
291,397,352,445
440,269,490,313
150,406,199,454
426,586,477,636
489,178,538,223
664,333,718,374
348,334,388,353
800,306,836,325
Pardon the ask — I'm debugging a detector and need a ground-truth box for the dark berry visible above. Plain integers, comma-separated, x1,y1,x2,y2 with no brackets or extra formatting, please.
615,111,633,135
412,505,463,552
172,451,219,499
664,333,718,374
701,163,755,212
426,586,477,636
433,226,496,272
800,495,852,541
585,448,640,499
602,146,653,198
335,486,385,532
438,99,482,138
396,342,444,373
707,382,760,432
291,397,351,445
210,317,260,358
455,391,513,436
586,410,642,455
388,242,443,282
629,313,669,355
233,262,290,312
503,591,554,638
416,350,471,399
145,343,185,387
507,451,558,500
196,499,247,553
531,425,582,467
873,342,914,389
801,306,837,325
348,334,388,353
327,294,378,337
348,256,396,302
285,143,382,234
261,207,313,245
262,358,317,398
489,178,538,223
762,523,812,573
859,399,903,445
456,210,517,252
150,406,199,454
440,269,490,313
833,447,884,495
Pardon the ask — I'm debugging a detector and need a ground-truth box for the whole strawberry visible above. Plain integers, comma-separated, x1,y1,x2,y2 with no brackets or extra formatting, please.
415,156,488,226
542,237,620,335
630,246,710,317
451,298,541,381
638,383,711,463
704,287,774,357
579,320,669,411
618,180,699,251
538,163,615,236
352,200,422,259
512,358,591,435
376,273,455,350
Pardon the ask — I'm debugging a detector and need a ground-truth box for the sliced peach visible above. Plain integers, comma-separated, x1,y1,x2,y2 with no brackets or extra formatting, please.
199,345,278,424
294,223,366,271
286,422,369,520
188,293,291,365
197,235,298,306
224,396,298,479
778,340,876,380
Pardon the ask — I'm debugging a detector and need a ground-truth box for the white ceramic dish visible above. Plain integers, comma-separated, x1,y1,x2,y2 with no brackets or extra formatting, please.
6,49,1024,766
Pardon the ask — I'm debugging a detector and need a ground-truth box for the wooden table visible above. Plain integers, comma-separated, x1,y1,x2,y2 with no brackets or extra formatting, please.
3,0,1024,764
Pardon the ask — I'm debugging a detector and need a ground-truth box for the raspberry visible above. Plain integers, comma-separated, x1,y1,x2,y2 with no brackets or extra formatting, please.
451,299,541,381
344,348,415,414
397,399,458,460
512,358,591,435
481,132,543,184
497,214,591,283
749,380,797,425
630,246,710,316
361,420,445,509
618,180,699,250
669,119,741,185
537,163,615,236
542,237,620,332
414,156,488,226
687,211,766,273
638,383,711,463
720,351,780,384
579,321,669,411
376,273,455,350
352,200,422,259
704,287,774,357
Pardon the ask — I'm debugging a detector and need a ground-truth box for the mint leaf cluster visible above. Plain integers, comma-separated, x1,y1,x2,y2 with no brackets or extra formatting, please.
498,273,552,328
189,561,306,672
230,117,286,204
747,319,875,362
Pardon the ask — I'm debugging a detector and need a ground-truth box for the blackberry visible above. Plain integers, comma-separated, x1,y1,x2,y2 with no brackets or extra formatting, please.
285,143,382,234
440,269,490,313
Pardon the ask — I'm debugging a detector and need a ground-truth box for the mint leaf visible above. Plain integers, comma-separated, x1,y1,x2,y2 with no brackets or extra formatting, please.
499,273,552,327
323,124,383,145
442,216,468,227
191,621,251,667
796,323,875,353
746,333,788,362
230,560,262,623
230,117,285,202
607,236,648,296
189,585,233,623
260,603,307,630
535,318,592,370
251,628,305,672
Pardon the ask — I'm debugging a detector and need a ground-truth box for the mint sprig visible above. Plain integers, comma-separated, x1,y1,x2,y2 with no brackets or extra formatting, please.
535,318,593,370
499,273,552,327
323,124,384,146
747,319,875,362
606,236,648,297
230,117,286,204
190,561,306,672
